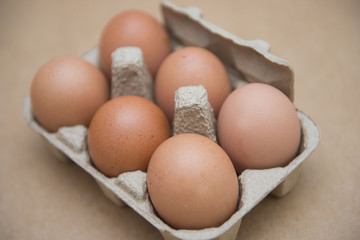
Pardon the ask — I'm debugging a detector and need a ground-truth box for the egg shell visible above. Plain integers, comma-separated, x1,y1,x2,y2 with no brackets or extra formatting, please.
87,95,171,177
147,133,239,230
155,46,232,122
99,9,171,79
30,56,109,132
22,1,320,240
217,83,301,173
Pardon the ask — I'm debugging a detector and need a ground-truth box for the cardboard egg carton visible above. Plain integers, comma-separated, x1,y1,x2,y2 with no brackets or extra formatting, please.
22,1,320,239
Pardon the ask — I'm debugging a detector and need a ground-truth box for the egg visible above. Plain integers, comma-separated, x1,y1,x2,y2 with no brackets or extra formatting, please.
30,56,109,132
99,10,171,79
147,133,239,230
155,46,232,123
217,83,301,174
87,95,171,177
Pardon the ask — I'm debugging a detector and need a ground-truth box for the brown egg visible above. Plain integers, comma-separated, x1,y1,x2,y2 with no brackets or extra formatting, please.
217,83,301,174
87,95,171,178
155,47,232,122
30,56,109,132
147,133,239,230
99,10,171,79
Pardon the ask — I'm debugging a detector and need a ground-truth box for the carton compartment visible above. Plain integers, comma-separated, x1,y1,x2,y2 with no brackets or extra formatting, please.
22,1,320,240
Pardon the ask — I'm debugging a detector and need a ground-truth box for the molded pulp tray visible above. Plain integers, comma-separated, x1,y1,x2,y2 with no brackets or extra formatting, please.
23,1,320,240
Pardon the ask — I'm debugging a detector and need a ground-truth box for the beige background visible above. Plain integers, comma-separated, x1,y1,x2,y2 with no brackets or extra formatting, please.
1,0,359,239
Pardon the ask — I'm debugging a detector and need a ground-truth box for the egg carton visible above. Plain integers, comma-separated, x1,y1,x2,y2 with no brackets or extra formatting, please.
22,1,320,240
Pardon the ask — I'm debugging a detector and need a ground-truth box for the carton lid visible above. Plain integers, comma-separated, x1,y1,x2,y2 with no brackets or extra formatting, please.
162,0,295,102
